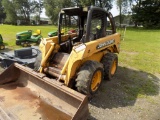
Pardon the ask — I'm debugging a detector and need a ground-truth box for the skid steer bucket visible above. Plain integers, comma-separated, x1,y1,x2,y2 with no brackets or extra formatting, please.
0,63,89,120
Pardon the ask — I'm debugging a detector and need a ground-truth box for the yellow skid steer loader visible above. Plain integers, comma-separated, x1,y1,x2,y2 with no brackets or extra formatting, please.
0,6,120,119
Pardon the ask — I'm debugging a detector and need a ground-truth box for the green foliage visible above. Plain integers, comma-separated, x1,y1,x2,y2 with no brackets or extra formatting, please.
33,0,44,22
44,0,113,24
74,0,95,6
2,0,17,24
0,0,6,23
44,0,74,24
116,0,130,14
73,0,113,8
132,0,160,28
13,0,43,24
2,0,44,25
116,0,133,25
2,0,113,25
14,0,31,24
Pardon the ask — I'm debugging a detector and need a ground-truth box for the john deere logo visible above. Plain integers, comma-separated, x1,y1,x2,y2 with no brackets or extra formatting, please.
97,39,115,49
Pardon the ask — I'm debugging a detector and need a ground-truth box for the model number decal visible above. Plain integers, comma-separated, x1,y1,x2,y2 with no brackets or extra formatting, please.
96,39,115,49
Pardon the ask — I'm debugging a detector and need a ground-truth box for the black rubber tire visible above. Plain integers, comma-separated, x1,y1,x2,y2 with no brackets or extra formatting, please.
0,60,7,69
22,42,28,47
16,41,21,45
37,39,41,44
34,53,42,71
75,60,104,96
0,44,5,50
101,53,118,80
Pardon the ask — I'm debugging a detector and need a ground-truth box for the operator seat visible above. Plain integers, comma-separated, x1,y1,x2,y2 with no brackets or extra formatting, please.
33,29,41,36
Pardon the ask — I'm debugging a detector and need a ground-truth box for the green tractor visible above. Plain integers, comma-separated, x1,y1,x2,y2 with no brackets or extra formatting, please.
16,29,42,47
0,34,5,50
48,29,76,37
48,30,58,37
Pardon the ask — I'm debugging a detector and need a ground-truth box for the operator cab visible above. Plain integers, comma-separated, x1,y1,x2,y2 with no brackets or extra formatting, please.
58,7,116,53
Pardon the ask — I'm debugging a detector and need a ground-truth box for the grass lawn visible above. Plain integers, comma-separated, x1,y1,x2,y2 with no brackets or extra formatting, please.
119,27,160,74
0,24,57,49
0,25,159,74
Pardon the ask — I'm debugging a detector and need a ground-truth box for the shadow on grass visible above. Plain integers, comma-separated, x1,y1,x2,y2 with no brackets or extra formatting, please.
89,66,159,109
1,42,19,52
3,43,9,46
0,48,13,52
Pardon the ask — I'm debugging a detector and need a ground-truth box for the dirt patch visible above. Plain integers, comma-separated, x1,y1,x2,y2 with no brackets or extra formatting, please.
121,50,139,55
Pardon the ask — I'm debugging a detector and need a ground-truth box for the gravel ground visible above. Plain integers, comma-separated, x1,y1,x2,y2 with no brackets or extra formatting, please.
0,65,160,120
88,65,160,120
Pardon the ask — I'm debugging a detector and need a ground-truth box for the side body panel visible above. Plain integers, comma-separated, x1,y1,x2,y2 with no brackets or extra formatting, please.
62,33,120,85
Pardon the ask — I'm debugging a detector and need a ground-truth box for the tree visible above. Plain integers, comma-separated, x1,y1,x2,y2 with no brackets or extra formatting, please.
44,0,113,24
73,0,112,8
13,0,43,24
44,0,74,24
116,0,133,26
33,0,44,24
2,0,17,24
0,0,6,23
2,0,43,25
132,0,160,28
